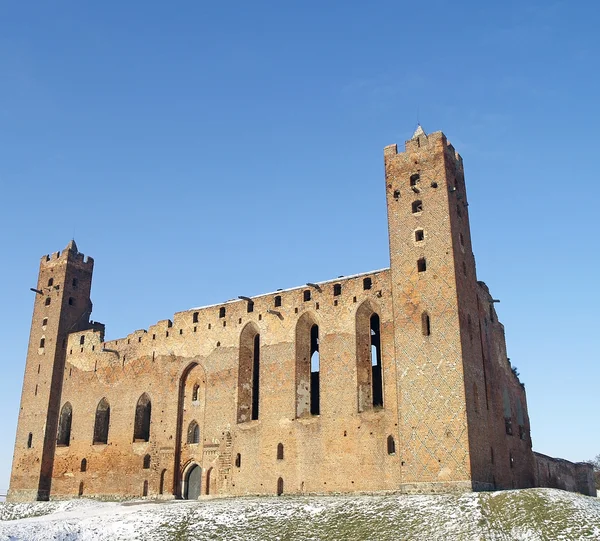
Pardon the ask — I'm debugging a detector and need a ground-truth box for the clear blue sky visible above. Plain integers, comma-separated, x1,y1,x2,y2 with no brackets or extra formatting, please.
1,1,598,495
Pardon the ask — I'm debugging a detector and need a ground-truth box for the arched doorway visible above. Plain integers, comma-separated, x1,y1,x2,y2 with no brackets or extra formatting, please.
185,464,202,500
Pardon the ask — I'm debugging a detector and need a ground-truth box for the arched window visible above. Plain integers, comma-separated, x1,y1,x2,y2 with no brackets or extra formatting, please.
192,383,199,402
205,467,213,495
39,337,45,348
187,421,200,444
356,302,383,412
48,278,54,287
274,295,282,307
80,458,87,472
93,398,110,444
143,454,151,469
387,435,396,455
57,402,72,446
310,324,320,415
277,477,284,496
27,432,33,449
412,200,423,213
277,443,284,460
133,393,151,442
45,297,51,306
237,323,260,423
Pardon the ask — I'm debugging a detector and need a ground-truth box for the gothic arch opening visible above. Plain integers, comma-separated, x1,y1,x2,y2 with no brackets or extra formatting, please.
187,420,200,444
93,398,110,444
238,322,260,423
356,301,384,412
133,393,151,442
295,312,320,417
184,463,202,500
57,402,72,446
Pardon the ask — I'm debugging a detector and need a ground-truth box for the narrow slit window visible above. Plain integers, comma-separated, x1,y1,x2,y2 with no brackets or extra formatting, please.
417,258,427,272
80,458,87,472
48,278,54,287
39,338,45,348
80,336,85,345
333,283,342,296
310,324,320,415
193,312,199,323
192,383,199,402
251,334,260,420
370,314,383,408
412,200,423,213
27,432,33,449
143,454,151,469
415,229,424,242
422,312,431,336
235,453,241,467
68,297,75,306
277,477,284,496
277,443,284,460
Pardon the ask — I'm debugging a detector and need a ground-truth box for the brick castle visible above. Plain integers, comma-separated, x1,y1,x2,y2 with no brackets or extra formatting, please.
8,127,596,501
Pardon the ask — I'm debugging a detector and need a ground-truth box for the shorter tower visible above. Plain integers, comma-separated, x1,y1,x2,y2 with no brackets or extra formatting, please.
9,241,96,501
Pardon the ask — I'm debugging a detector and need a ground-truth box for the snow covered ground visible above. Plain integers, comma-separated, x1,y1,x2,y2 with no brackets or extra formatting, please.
0,488,598,540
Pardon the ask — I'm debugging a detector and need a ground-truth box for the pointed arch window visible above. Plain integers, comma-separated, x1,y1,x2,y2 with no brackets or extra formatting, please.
192,383,199,402
80,458,87,472
187,420,200,444
277,443,284,460
356,303,384,412
133,393,152,442
57,402,73,446
237,324,260,423
93,398,110,444
387,435,396,455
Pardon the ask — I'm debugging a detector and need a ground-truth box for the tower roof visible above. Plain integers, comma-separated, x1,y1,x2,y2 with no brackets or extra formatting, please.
65,239,78,253
411,125,426,139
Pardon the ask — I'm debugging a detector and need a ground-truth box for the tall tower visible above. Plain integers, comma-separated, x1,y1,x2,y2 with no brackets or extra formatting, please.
8,241,95,501
385,127,482,491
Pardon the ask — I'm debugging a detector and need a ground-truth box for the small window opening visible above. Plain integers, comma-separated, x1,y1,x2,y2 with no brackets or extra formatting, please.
45,297,51,306
333,283,342,296
235,453,241,467
303,290,311,302
47,278,54,287
143,454,151,469
143,480,148,497
251,334,260,420
42,318,48,326
412,200,423,213
80,458,87,472
387,435,396,455
35,384,38,396
410,173,420,186
277,443,284,460
363,277,372,290
274,295,282,307
393,189,400,200
421,312,431,336
72,278,78,288
193,312,199,323
27,432,33,448
247,300,254,313
415,229,424,242
417,258,427,272
277,477,284,496
39,338,45,348
78,482,84,497
192,383,199,402
68,297,75,306
93,398,110,444
219,307,226,318
79,336,85,345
